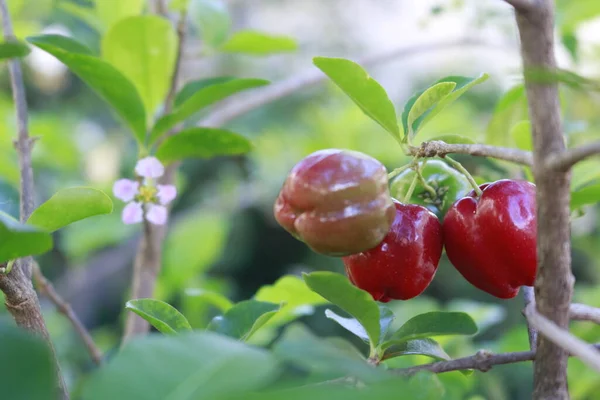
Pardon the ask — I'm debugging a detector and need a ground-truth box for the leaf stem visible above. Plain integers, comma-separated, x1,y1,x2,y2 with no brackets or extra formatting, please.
414,160,438,198
403,173,419,203
444,156,482,196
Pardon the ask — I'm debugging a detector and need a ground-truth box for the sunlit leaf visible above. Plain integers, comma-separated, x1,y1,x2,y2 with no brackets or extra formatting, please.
207,300,279,341
184,289,233,313
96,0,145,31
222,30,297,55
126,299,192,334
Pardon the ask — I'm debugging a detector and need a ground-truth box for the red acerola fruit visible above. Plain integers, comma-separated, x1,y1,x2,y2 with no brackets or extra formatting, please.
342,200,444,302
442,179,537,299
274,149,396,256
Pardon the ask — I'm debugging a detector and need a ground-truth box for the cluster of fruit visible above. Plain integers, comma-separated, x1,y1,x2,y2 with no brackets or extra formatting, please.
274,149,537,301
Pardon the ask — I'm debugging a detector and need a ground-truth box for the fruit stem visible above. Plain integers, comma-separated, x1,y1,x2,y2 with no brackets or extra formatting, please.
444,156,483,196
403,173,419,203
415,159,438,198
387,163,413,181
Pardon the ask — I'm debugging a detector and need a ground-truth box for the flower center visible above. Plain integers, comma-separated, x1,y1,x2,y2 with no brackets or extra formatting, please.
138,185,157,203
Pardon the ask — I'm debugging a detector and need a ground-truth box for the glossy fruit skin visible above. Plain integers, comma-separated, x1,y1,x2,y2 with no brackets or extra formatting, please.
274,149,396,256
342,200,443,302
443,179,537,299
390,160,470,219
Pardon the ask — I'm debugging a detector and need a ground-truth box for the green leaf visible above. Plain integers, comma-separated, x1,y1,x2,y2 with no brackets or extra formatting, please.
0,322,55,400
150,78,269,142
191,0,231,48
27,35,147,143
95,0,145,31
379,305,395,340
102,16,177,118
383,338,450,362
58,2,104,33
174,77,234,107
510,120,533,151
207,300,280,341
221,30,297,55
24,34,93,55
184,289,233,313
169,0,190,11
0,40,30,60
303,271,382,347
0,211,53,264
156,127,252,163
313,57,400,139
427,134,476,144
27,187,112,232
272,323,387,383
446,300,506,333
405,82,456,138
82,331,279,400
125,299,192,335
325,308,369,342
254,275,327,327
382,312,477,350
486,84,528,147
571,183,600,210
562,32,578,61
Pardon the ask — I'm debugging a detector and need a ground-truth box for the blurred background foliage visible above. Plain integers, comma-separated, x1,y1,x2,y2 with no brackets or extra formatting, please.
1,0,600,399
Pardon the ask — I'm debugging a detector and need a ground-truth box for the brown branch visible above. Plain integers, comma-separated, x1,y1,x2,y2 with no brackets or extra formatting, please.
546,141,600,171
514,0,574,398
32,263,103,366
201,38,511,128
569,303,600,325
524,304,600,372
522,286,538,351
0,0,68,398
393,343,600,376
408,140,533,166
502,0,534,12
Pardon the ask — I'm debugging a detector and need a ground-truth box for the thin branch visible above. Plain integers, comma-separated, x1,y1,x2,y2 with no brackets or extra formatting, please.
502,0,535,12
408,140,533,166
201,38,511,128
32,263,103,366
524,304,600,372
546,141,600,171
570,303,600,325
522,286,537,351
392,343,600,376
163,10,187,116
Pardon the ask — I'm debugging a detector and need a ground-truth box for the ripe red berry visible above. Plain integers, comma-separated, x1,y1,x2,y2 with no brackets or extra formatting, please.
342,200,443,302
274,149,396,256
442,179,537,299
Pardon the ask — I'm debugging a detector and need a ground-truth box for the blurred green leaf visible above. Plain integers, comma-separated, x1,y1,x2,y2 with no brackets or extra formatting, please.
562,32,578,61
27,187,112,232
25,34,92,55
254,275,327,326
95,0,145,31
427,134,476,144
571,183,600,210
103,16,177,118
303,272,382,348
58,3,104,33
151,78,269,142
27,35,147,143
191,0,231,48
82,331,279,400
125,298,192,334
222,30,297,55
0,322,55,400
184,289,233,313
510,120,533,151
383,338,450,362
0,211,53,263
174,77,234,107
486,84,528,147
558,0,600,34
382,312,477,349
272,323,387,383
446,300,506,333
207,300,279,341
408,371,446,400
156,127,252,163
405,82,456,138
169,0,190,11
0,40,30,60
313,57,400,139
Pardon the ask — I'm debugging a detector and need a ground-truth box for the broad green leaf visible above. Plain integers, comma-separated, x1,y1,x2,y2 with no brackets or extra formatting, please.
190,0,231,48
325,309,369,342
313,57,399,139
510,120,533,151
125,299,192,335
383,338,450,362
303,272,382,347
82,331,279,400
272,323,387,383
0,322,55,400
382,311,477,349
156,127,252,163
58,2,104,33
379,305,395,340
207,300,279,341
150,78,269,142
446,300,506,333
486,84,528,146
408,371,446,400
427,134,476,144
405,82,456,139
96,0,145,31
0,211,53,263
27,187,112,232
222,30,297,55
184,289,233,312
561,33,578,61
27,35,147,143
0,40,30,60
254,275,327,326
571,183,600,210
174,77,234,107
24,34,93,55
103,16,177,118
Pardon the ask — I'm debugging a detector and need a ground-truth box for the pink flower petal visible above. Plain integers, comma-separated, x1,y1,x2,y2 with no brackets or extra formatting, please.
122,202,143,224
157,184,177,205
146,204,168,225
113,179,139,202
135,156,164,179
